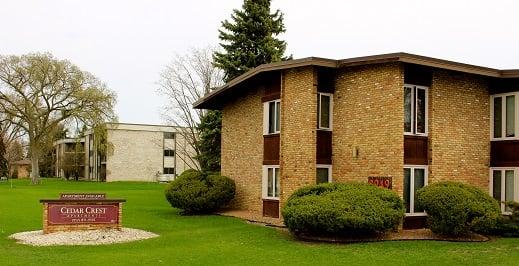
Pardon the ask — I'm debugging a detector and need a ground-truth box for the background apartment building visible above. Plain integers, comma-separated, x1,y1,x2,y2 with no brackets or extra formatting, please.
55,123,196,182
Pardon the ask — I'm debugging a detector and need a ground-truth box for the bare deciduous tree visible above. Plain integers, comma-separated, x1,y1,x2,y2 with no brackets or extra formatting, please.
157,47,223,170
0,53,117,184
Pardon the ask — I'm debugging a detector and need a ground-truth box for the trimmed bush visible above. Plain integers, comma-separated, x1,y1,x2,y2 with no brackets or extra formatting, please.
416,181,501,235
165,170,235,214
493,201,519,237
282,183,405,236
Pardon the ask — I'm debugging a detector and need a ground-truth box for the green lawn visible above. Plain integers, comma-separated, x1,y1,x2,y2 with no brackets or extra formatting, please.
1,179,519,266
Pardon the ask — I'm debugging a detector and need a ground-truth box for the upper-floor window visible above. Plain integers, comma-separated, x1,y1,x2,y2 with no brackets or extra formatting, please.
491,92,518,140
164,149,175,157
318,93,333,130
490,168,517,213
263,99,280,135
404,85,428,136
164,132,175,139
164,167,175,175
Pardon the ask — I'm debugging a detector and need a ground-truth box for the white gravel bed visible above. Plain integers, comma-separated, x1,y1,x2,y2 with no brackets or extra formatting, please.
9,228,159,246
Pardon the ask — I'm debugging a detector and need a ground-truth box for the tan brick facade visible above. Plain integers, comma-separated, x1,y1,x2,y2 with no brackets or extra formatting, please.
221,88,264,213
280,67,318,203
333,63,405,195
429,70,490,190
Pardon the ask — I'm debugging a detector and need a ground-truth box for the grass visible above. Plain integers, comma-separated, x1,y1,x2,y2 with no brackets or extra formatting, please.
1,179,519,266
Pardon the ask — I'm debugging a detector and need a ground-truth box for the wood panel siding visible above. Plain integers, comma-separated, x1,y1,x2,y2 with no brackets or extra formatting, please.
317,130,332,164
262,199,279,218
261,72,281,102
491,140,519,167
403,216,427,229
263,134,280,165
317,67,335,93
404,64,432,87
489,78,519,95
404,135,428,165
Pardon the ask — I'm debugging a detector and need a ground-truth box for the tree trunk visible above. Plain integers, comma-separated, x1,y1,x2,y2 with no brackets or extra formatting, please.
30,146,40,184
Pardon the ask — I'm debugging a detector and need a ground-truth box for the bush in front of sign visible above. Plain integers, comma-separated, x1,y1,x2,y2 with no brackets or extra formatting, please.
281,183,404,237
416,181,501,236
165,169,235,214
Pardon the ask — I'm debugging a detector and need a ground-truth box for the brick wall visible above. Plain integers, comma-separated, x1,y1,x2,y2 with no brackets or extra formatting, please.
221,88,264,213
429,70,490,190
280,67,318,203
332,63,405,195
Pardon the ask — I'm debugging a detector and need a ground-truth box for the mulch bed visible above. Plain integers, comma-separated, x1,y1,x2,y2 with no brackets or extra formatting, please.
293,229,489,243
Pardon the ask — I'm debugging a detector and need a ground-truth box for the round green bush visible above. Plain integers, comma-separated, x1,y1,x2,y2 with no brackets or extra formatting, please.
416,181,501,235
165,170,236,214
281,183,405,236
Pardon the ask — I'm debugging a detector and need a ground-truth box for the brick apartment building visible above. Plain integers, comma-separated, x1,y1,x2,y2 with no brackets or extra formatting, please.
54,123,196,182
194,53,519,227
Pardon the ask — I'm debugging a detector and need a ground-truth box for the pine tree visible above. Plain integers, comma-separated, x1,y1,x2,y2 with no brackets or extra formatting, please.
197,0,289,173
214,0,288,82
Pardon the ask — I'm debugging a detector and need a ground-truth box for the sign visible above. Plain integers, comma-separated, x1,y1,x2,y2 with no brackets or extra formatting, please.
47,203,119,225
368,176,392,189
60,193,106,200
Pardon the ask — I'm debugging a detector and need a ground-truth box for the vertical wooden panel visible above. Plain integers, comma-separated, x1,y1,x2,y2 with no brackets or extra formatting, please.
491,140,519,167
404,136,428,165
262,199,279,218
316,130,332,164
403,216,427,229
263,134,280,165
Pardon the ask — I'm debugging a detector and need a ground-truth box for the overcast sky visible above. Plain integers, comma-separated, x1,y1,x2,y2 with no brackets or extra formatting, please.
1,0,518,124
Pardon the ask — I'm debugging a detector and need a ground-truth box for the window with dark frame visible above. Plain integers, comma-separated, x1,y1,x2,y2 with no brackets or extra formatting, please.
163,167,175,175
164,132,175,139
164,149,175,157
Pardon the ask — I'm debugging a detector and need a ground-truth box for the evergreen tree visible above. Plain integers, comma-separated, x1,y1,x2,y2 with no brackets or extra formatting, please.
197,0,289,172
214,0,288,82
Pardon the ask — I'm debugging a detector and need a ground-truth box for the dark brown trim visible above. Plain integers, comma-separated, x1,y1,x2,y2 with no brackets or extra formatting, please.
491,140,519,167
316,130,332,165
261,93,280,102
403,216,427,229
262,199,279,218
263,134,280,165
404,135,429,165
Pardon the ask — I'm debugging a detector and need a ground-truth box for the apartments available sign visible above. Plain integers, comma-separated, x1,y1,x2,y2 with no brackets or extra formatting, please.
368,176,392,189
47,203,119,225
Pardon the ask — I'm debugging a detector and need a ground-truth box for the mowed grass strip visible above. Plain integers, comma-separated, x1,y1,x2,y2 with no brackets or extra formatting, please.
1,179,519,266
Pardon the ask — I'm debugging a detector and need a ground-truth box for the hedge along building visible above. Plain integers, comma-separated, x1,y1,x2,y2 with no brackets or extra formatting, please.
54,123,197,182
194,52,519,228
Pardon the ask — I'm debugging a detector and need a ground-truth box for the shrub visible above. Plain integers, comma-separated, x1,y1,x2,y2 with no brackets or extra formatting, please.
165,170,235,214
493,201,519,237
282,183,405,236
416,181,501,235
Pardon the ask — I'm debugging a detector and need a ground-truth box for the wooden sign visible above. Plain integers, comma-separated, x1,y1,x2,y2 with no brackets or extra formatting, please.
40,194,125,234
368,176,392,189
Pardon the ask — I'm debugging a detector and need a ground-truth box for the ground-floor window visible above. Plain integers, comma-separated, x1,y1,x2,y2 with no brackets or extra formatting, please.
263,166,280,199
163,167,175,175
404,165,428,215
490,168,518,213
316,165,332,184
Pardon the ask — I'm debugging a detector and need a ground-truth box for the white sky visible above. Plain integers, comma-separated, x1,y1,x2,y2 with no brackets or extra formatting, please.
1,0,518,124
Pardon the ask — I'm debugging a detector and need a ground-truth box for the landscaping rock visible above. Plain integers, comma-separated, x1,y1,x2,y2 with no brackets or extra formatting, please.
9,228,158,246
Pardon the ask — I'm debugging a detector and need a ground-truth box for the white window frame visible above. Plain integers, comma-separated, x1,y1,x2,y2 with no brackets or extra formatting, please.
262,165,280,200
404,84,429,137
404,165,428,216
316,164,332,183
263,99,281,135
489,167,519,214
490,92,519,141
318,93,333,130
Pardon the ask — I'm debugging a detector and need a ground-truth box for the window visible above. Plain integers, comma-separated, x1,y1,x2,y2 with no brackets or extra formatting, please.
164,132,175,139
318,93,333,130
404,165,428,215
490,168,517,213
316,165,332,184
404,85,428,136
491,92,518,140
164,149,175,157
163,167,175,175
263,100,280,134
262,166,280,199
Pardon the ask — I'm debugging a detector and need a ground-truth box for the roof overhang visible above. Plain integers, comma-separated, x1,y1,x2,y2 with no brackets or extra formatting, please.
194,52,519,110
